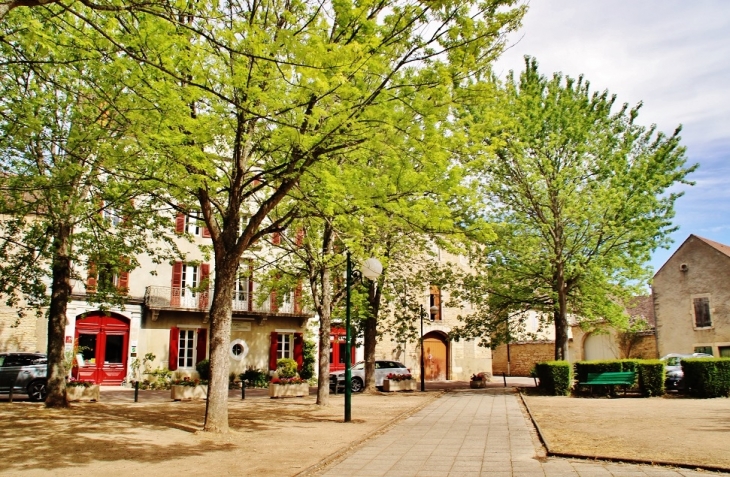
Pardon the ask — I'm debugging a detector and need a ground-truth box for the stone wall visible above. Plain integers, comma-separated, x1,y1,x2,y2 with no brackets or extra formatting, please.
491,341,554,376
0,306,46,353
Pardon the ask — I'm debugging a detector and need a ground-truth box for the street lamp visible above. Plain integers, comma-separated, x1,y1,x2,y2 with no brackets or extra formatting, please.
345,252,382,423
420,304,438,392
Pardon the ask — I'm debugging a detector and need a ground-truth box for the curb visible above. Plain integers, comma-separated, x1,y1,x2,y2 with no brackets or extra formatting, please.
295,391,443,476
518,391,730,474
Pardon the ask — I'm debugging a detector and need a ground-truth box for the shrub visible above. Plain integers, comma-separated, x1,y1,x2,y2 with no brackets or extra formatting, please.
535,361,571,396
195,359,210,380
573,360,623,384
636,360,665,397
683,358,730,398
276,358,298,378
239,367,268,388
300,340,316,380
387,373,412,381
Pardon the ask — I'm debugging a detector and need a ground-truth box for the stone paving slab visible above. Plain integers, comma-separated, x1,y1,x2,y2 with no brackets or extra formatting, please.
314,389,729,477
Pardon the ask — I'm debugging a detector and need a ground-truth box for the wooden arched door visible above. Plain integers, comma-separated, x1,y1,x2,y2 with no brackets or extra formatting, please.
423,332,448,381
74,312,130,385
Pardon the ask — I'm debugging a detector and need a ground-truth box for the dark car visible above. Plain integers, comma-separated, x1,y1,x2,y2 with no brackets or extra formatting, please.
661,353,713,391
0,352,48,401
330,360,410,393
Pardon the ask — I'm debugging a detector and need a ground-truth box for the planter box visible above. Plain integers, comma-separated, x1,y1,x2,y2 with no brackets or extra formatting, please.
383,379,417,392
268,383,309,398
171,385,208,401
67,385,100,402
470,380,488,389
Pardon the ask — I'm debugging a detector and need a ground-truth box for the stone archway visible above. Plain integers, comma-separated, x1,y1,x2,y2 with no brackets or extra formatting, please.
423,331,449,381
74,311,130,385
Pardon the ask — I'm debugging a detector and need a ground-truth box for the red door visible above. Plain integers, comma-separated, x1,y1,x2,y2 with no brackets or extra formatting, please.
329,327,355,372
74,313,130,385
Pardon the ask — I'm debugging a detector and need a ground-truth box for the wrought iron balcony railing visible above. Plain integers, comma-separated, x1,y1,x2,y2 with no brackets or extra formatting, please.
143,285,302,315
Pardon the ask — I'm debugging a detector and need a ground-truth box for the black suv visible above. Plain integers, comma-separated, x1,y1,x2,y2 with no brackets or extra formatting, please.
0,352,48,401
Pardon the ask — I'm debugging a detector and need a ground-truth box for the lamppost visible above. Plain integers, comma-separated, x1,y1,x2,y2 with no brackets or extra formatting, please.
345,251,382,423
420,304,438,392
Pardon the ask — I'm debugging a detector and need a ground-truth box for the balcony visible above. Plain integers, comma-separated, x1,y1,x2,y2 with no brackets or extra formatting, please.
144,285,306,320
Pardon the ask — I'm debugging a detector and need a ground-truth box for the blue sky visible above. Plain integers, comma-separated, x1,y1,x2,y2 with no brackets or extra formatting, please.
493,1,730,277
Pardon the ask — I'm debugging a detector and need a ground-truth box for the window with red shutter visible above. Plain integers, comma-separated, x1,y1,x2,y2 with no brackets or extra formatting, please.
269,332,279,370
175,212,185,234
198,264,210,309
86,262,97,293
171,262,183,306
196,328,208,364
169,327,179,371
294,333,304,371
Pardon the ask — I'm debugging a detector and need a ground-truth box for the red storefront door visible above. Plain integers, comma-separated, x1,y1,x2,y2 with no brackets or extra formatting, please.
329,327,355,372
74,313,129,385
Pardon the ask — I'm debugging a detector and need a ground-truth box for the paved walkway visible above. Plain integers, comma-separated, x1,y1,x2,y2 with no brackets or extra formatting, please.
317,389,727,477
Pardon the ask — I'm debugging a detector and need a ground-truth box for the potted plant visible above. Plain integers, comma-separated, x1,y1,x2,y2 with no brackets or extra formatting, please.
269,358,309,398
66,379,100,402
170,377,209,400
470,372,490,389
383,373,416,392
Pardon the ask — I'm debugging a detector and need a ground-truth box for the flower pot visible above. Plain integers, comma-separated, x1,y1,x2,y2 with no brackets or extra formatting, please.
171,385,208,400
66,385,100,402
383,379,417,392
268,383,309,398
470,380,487,389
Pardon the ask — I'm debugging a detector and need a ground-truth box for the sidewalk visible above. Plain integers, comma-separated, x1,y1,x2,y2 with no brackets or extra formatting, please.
313,388,728,477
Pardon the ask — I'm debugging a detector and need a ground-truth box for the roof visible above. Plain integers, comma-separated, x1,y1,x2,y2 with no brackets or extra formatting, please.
626,295,655,328
653,234,730,277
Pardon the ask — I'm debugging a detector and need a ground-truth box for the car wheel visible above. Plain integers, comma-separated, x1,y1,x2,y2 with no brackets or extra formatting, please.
351,377,364,393
28,380,47,402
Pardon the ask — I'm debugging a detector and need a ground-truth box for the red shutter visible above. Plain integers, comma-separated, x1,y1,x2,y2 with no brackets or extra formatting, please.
199,263,210,309
175,212,185,234
169,327,179,371
294,282,303,313
117,271,129,295
270,289,278,312
294,333,304,371
248,259,254,312
269,332,279,370
87,262,97,293
171,261,183,306
272,232,281,245
295,228,304,247
202,226,211,238
196,328,207,364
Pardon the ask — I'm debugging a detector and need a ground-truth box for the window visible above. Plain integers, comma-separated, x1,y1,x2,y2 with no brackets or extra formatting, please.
429,285,442,321
277,333,294,360
181,264,199,298
230,339,249,361
178,329,196,368
102,203,121,227
695,346,713,355
720,347,730,358
692,296,712,328
186,211,202,235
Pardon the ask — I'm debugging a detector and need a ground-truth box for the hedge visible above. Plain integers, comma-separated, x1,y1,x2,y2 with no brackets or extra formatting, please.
573,359,663,397
682,358,730,398
535,361,571,396
636,360,665,397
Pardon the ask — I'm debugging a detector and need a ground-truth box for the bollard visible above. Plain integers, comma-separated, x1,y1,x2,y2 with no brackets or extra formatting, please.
502,372,507,388
241,380,246,400
134,380,139,402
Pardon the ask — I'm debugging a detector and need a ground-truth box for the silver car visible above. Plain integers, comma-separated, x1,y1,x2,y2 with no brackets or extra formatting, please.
661,353,713,390
0,352,47,401
330,360,410,393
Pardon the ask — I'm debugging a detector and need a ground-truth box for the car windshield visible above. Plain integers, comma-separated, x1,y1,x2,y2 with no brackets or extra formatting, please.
665,357,681,366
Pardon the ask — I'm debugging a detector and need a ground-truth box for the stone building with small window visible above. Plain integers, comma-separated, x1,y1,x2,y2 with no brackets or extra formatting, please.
653,234,730,358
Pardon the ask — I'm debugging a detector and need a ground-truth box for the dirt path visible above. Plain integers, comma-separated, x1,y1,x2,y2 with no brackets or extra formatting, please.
0,391,437,477
522,393,730,470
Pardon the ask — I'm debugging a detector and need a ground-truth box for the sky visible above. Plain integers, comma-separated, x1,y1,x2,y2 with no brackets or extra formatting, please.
492,0,730,276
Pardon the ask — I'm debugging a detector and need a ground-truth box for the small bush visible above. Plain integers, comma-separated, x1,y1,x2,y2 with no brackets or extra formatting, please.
239,367,268,388
535,361,571,396
195,359,210,380
300,340,316,380
573,360,623,384
636,360,665,397
683,358,730,398
276,358,298,378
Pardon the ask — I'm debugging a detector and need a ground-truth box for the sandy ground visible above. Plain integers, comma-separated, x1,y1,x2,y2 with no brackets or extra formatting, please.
522,392,730,470
0,389,437,477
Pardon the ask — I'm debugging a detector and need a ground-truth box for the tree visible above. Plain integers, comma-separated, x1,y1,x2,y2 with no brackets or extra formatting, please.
451,57,696,360
0,11,172,407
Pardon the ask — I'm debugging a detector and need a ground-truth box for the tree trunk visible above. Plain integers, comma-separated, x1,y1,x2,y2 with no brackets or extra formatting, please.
45,223,72,408
316,267,332,406
363,278,382,392
554,265,569,361
203,255,236,433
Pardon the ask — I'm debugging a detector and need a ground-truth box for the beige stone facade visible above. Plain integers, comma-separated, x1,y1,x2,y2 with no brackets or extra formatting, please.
653,234,730,358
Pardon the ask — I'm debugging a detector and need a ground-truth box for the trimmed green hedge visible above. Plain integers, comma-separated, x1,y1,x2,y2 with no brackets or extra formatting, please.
683,358,730,398
636,360,665,397
573,359,639,383
535,361,571,396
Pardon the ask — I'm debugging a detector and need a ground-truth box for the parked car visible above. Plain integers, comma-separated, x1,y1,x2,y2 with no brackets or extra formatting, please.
0,352,48,401
330,360,410,393
660,353,713,391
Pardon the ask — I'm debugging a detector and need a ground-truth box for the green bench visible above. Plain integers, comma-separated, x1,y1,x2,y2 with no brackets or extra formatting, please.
578,371,636,396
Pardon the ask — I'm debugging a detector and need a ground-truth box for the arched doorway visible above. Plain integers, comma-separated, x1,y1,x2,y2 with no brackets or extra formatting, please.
74,312,130,385
423,331,449,381
583,332,618,361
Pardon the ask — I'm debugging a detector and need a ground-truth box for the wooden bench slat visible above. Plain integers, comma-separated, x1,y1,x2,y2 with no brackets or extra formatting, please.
579,371,636,386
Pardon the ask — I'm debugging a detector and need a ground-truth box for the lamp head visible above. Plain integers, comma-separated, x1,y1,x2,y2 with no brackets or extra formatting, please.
429,305,438,321
361,257,383,280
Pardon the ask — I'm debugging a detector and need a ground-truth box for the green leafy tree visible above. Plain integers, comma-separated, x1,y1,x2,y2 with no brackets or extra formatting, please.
451,57,696,360
0,11,172,407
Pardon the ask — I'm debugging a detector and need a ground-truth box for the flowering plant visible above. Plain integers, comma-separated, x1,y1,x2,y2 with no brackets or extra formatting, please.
66,379,95,388
171,377,208,387
386,373,412,381
270,377,307,385
471,372,488,381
